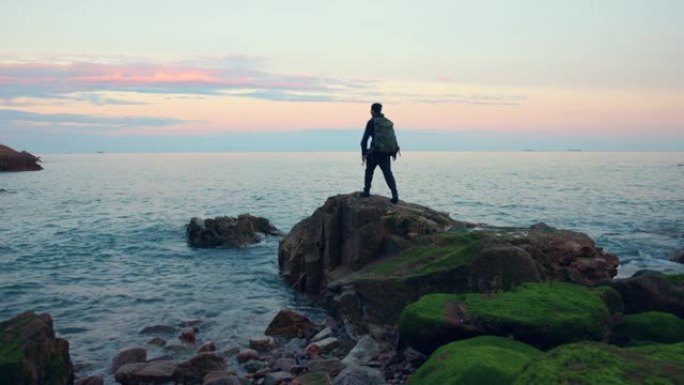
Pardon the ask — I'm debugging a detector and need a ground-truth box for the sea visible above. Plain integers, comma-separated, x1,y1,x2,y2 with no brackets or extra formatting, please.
1,152,683,382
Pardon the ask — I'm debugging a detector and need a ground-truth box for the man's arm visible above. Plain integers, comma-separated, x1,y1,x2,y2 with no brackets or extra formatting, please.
360,120,373,156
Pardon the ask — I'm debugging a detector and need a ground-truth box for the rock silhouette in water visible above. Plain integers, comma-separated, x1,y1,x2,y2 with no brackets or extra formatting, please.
0,144,42,171
186,214,282,248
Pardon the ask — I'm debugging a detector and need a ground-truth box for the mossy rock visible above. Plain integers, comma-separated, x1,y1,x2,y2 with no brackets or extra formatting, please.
611,311,684,346
0,312,73,385
399,282,612,353
514,341,684,385
406,336,542,385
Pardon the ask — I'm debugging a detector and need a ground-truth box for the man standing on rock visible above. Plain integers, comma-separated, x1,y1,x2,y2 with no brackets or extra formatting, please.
361,103,400,204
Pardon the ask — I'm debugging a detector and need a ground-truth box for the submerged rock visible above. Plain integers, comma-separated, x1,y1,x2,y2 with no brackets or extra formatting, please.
187,214,282,248
0,311,74,385
110,347,146,373
0,144,42,172
115,360,176,385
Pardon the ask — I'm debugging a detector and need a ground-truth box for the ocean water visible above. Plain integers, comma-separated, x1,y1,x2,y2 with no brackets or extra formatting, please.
1,152,683,381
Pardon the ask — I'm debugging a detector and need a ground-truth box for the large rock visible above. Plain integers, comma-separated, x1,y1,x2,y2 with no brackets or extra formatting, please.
610,311,684,346
265,309,317,339
515,341,684,385
0,144,42,172
398,282,615,353
279,195,619,331
606,274,684,318
332,365,386,385
0,311,74,385
279,193,463,295
110,347,146,373
406,336,542,385
115,360,176,385
187,214,282,248
173,352,226,384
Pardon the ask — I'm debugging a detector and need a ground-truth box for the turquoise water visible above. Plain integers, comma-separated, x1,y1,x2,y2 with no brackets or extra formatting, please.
1,152,683,381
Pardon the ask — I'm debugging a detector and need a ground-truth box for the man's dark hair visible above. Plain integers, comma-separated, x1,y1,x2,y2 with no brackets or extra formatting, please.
371,103,382,113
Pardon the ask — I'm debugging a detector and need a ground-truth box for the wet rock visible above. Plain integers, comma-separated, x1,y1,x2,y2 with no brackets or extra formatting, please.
75,375,104,385
203,369,236,384
310,327,333,343
341,335,380,367
264,371,294,385
198,340,218,353
272,357,296,373
115,360,177,385
110,347,146,373
306,337,340,355
147,337,167,347
204,373,241,385
0,311,74,385
243,360,267,373
179,327,197,344
0,144,42,171
238,348,259,363
204,375,242,385
164,342,193,353
332,365,386,385
187,214,282,248
668,248,684,264
265,309,318,339
307,358,344,378
293,372,333,385
140,324,178,336
249,336,276,352
174,352,227,384
467,245,544,292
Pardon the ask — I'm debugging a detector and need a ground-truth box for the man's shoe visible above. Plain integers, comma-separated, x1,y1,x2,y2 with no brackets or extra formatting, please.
391,196,399,204
360,191,370,198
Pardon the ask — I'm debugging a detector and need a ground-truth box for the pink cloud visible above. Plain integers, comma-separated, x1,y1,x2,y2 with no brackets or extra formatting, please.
0,57,369,102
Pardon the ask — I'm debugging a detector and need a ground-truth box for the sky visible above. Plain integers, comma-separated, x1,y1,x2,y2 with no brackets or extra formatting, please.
1,0,683,152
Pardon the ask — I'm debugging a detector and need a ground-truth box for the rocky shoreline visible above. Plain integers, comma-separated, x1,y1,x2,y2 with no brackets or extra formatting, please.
2,193,683,385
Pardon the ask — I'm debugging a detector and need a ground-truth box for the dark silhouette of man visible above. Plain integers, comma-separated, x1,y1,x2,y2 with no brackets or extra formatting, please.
361,103,400,204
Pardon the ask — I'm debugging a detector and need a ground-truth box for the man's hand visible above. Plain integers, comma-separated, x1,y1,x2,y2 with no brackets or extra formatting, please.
362,153,367,165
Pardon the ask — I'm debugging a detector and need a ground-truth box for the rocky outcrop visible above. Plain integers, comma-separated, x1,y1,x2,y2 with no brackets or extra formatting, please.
0,311,74,385
0,144,42,172
278,193,468,295
187,214,282,248
278,193,619,332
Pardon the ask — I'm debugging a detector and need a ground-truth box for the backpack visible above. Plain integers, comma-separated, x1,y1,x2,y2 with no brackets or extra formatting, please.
371,117,399,154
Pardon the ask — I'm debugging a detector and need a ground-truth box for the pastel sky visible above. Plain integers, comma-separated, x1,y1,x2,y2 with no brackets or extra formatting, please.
1,0,683,152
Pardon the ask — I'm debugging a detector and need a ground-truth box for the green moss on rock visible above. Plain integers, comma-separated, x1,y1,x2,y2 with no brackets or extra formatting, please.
399,283,611,353
406,336,542,385
612,312,684,346
354,231,483,279
0,333,23,385
514,342,684,385
627,341,684,363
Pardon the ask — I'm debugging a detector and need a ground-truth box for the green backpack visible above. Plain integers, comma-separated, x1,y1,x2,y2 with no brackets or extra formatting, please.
371,117,399,154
